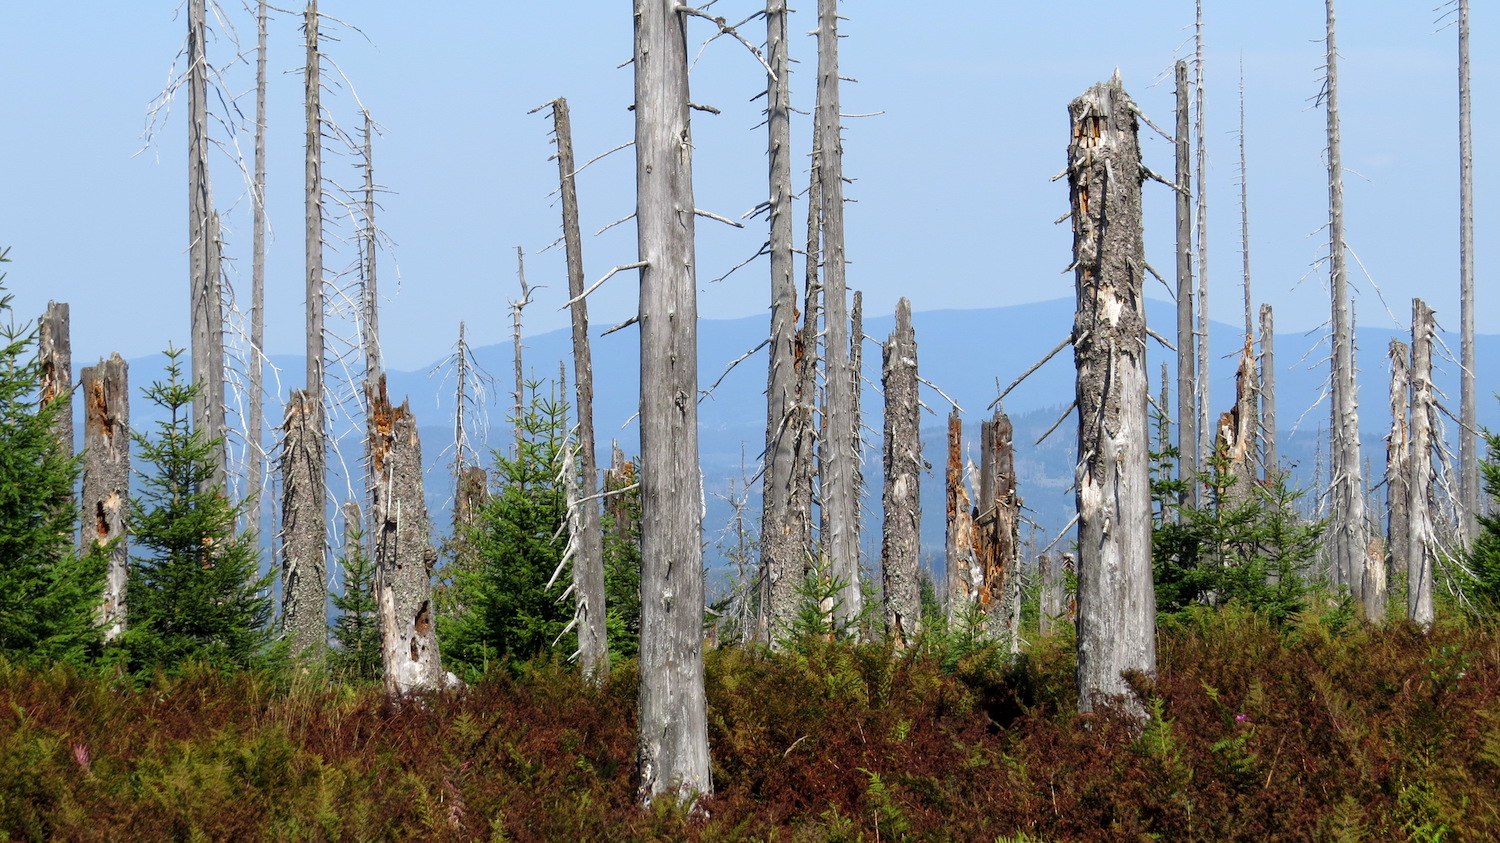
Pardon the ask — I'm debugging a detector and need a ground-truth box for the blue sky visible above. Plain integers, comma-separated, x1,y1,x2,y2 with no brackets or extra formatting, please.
1,1,1492,381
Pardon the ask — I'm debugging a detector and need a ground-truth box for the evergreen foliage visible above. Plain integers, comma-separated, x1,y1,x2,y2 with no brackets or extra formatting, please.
0,250,106,668
118,349,271,674
329,521,380,682
601,470,641,661
1461,419,1500,617
442,381,573,675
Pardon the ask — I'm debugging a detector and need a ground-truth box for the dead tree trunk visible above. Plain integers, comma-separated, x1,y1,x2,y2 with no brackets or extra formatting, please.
1236,71,1259,479
1458,0,1478,545
880,298,920,648
39,302,72,461
1039,553,1062,637
1325,0,1370,605
548,97,609,679
300,0,328,589
816,0,861,628
280,389,327,662
188,0,226,488
1194,1,1212,471
248,0,268,537
1068,75,1155,714
943,410,974,623
80,355,128,641
1385,338,1410,601
604,442,637,545
368,376,446,694
510,247,533,455
1259,304,1279,474
1174,59,1197,509
976,410,1021,650
1216,337,1258,506
633,0,711,803
1407,300,1436,629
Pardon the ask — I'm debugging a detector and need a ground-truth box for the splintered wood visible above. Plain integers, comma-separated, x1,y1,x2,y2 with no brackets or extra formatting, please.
880,298,921,648
81,355,129,641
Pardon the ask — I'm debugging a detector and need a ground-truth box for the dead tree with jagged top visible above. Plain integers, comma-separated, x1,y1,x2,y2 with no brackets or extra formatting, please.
81,355,129,641
880,298,920,648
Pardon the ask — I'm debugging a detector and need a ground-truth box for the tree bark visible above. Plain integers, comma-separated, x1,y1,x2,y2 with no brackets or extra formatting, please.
80,354,128,641
248,0,268,538
1174,60,1197,510
1194,1,1211,471
280,389,326,662
1216,337,1258,507
1259,304,1278,474
976,410,1021,649
1067,75,1156,714
1325,0,1370,605
38,302,72,461
633,0,711,803
943,410,974,623
1385,337,1410,605
1458,0,1478,545
188,0,226,488
880,298,920,648
1407,300,1436,629
300,0,328,588
549,97,609,679
367,376,446,694
816,0,861,628
1236,72,1259,478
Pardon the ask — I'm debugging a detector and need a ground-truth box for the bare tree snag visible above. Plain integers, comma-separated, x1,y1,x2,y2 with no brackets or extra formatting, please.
1067,75,1156,714
943,410,974,622
1236,70,1259,479
39,302,72,461
362,113,381,386
1324,0,1370,604
1194,1,1212,470
280,389,327,662
300,0,328,586
1259,304,1279,474
1174,59,1197,510
633,0,711,803
248,0,268,537
549,97,609,679
510,247,533,454
816,0,861,629
1458,0,1478,545
1407,300,1436,629
604,442,638,546
976,410,1021,649
760,0,803,646
188,0,226,488
1385,338,1410,599
1214,337,1258,506
1039,553,1062,637
880,298,920,648
368,376,447,694
81,355,128,641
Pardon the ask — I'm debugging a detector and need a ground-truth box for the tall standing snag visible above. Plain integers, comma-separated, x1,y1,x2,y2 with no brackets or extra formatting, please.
81,355,129,641
1067,76,1156,713
279,389,326,661
1385,338,1410,608
1174,60,1197,510
1407,300,1437,629
880,298,920,648
39,302,72,462
1457,0,1478,546
633,0,711,803
188,0,226,488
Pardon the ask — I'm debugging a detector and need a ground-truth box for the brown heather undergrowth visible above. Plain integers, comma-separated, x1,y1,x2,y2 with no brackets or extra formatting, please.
5,606,1500,841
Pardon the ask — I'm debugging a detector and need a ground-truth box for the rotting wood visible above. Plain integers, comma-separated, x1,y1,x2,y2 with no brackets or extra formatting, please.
943,410,969,620
1407,300,1436,629
1384,337,1410,616
975,410,1021,650
880,298,921,649
367,375,448,694
39,302,72,465
280,389,326,662
81,355,128,641
1067,75,1155,715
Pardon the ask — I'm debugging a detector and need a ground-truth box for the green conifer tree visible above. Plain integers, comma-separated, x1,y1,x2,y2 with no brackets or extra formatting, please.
120,349,271,674
1461,419,1500,617
0,249,106,667
330,520,380,681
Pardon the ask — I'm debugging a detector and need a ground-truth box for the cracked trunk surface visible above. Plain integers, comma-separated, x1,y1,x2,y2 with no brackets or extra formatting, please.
880,298,920,648
81,355,128,641
280,389,326,661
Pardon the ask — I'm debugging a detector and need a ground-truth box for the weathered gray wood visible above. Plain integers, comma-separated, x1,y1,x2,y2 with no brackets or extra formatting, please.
816,0,861,629
1324,0,1370,605
80,355,129,641
279,389,326,662
188,0,226,488
1407,301,1436,629
1194,2,1212,471
368,376,446,694
1259,304,1278,474
510,247,532,455
1174,60,1197,511
549,97,609,679
1235,74,1259,479
1214,337,1258,508
1384,338,1410,610
361,113,380,387
1068,76,1155,714
943,410,975,622
38,302,72,461
1458,0,1478,545
248,0,268,538
1039,553,1061,638
633,0,711,803
880,298,920,649
303,0,324,416
976,410,1021,649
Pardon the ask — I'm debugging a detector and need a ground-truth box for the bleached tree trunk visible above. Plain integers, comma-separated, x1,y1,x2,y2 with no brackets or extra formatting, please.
248,0,268,536
1259,304,1279,474
1194,1,1211,471
1039,553,1062,638
1174,59,1197,509
816,0,861,628
361,114,380,388
188,0,226,488
1458,0,1478,544
300,0,328,581
81,355,128,641
280,389,326,662
1385,338,1410,596
547,98,609,677
367,376,446,694
976,410,1021,650
1407,300,1436,629
38,302,71,461
1324,0,1370,605
1068,75,1155,714
943,410,974,622
1236,70,1259,478
1216,337,1258,507
880,298,920,649
633,0,711,804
